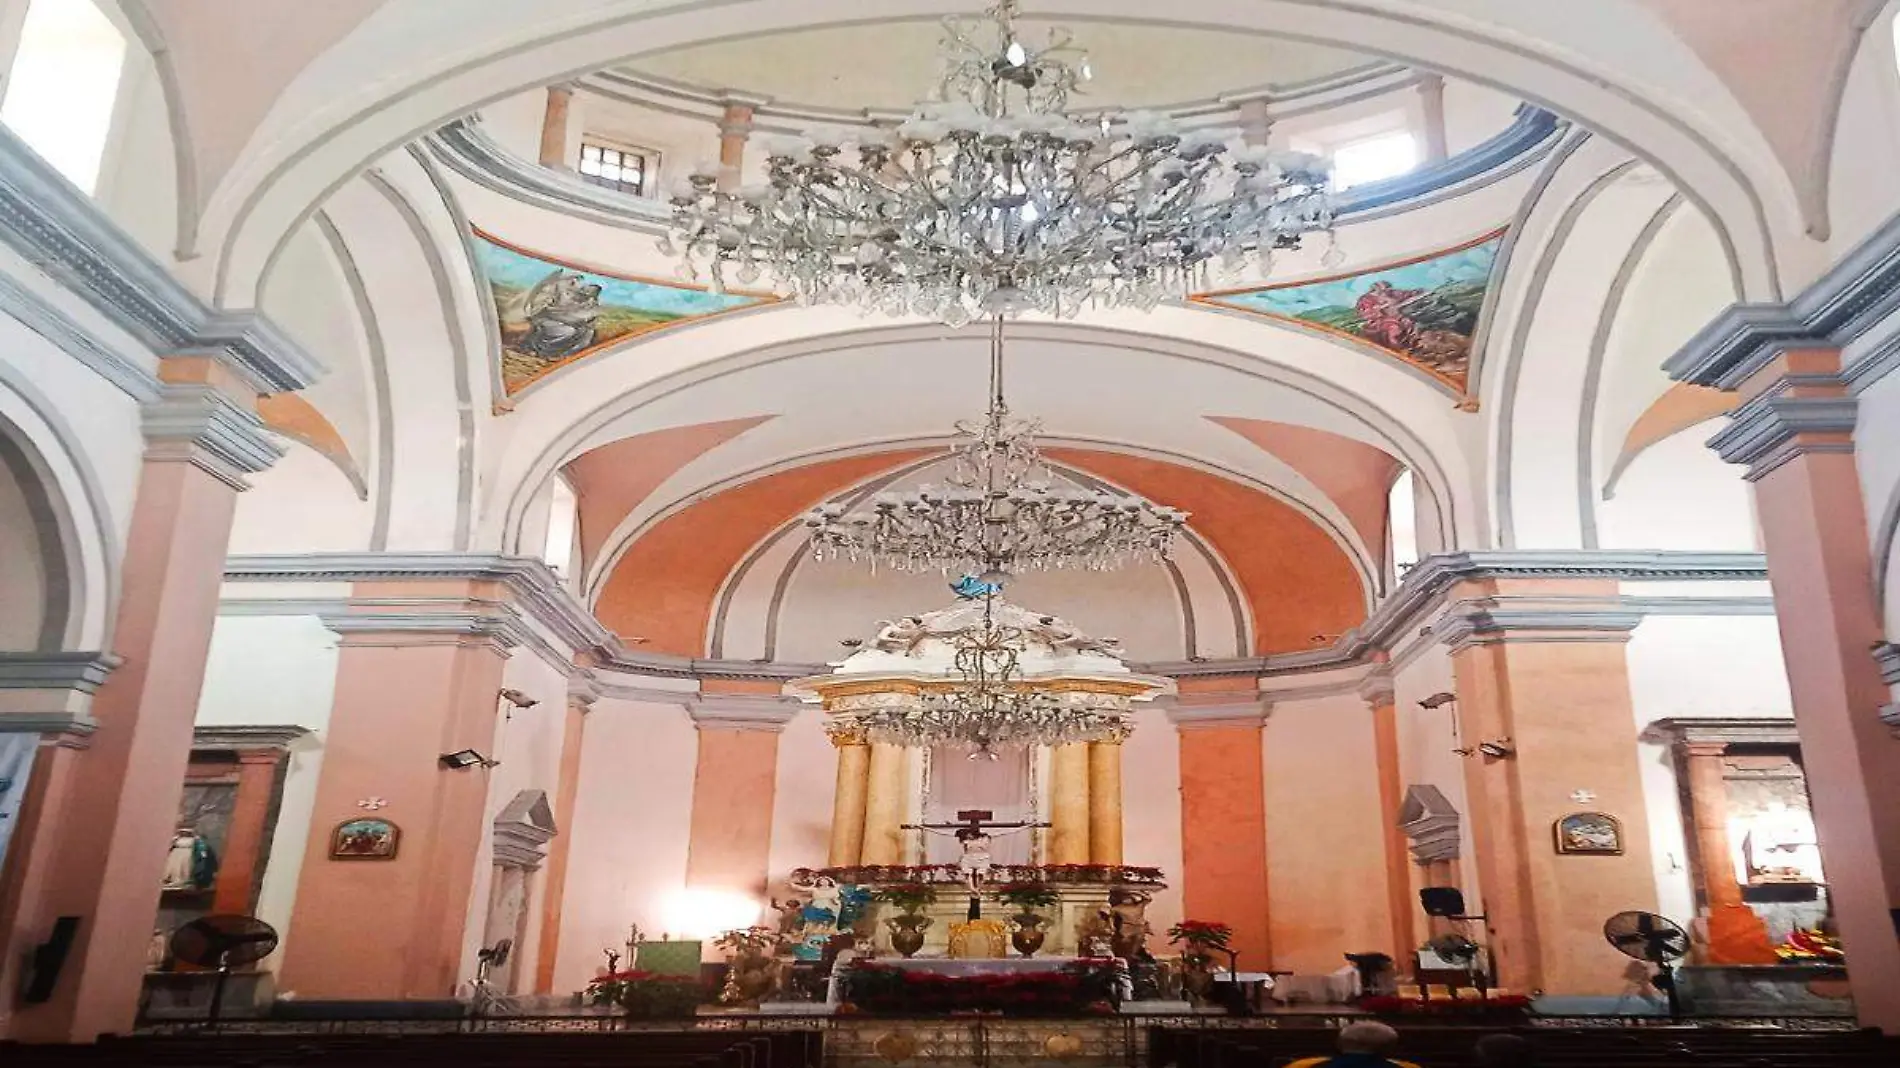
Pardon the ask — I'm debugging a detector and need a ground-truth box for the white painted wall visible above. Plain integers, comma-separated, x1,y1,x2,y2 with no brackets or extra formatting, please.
1597,425,1758,552
765,704,834,885
227,444,375,554
0,437,46,648
1853,361,1900,629
193,613,343,975
552,697,698,993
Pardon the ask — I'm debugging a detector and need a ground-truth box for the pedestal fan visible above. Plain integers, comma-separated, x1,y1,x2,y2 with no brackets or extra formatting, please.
169,915,279,1027
1603,910,1690,1020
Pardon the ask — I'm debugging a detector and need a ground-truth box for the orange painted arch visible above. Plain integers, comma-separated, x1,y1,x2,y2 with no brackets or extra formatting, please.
592,447,1369,658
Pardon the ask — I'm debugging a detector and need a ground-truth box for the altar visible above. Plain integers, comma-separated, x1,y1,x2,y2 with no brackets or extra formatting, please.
875,956,1088,976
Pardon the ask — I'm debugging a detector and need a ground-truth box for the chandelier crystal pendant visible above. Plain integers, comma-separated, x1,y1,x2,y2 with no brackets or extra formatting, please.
803,318,1188,575
661,0,1338,325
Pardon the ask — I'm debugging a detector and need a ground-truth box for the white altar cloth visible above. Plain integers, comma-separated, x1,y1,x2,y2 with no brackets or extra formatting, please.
874,956,1088,976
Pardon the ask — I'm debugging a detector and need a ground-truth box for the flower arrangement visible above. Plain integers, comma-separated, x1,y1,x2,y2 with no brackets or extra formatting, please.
875,883,938,914
842,959,1120,1015
996,883,1060,910
585,969,703,1017
1168,920,1233,954
1777,927,1845,963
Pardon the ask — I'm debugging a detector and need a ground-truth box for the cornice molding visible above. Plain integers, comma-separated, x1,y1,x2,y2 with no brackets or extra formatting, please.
191,724,312,751
1666,208,1900,391
142,383,286,489
1162,694,1272,730
686,693,801,732
319,611,525,656
0,129,321,394
1705,390,1857,481
1873,642,1900,732
224,549,1767,689
1640,716,1800,748
1436,600,1642,652
0,651,121,691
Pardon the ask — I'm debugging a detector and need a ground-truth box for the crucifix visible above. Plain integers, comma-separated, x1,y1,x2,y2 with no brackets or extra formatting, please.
904,809,1050,918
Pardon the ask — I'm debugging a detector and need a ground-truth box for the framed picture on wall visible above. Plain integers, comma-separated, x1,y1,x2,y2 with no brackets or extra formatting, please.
1554,812,1623,855
330,817,400,860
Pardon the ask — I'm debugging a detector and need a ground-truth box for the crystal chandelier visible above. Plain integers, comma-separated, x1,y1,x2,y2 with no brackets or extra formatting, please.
662,0,1338,325
803,318,1188,575
832,599,1134,755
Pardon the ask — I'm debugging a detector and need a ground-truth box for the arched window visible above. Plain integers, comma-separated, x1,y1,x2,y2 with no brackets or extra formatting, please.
0,0,125,193
544,475,578,582
1388,467,1420,581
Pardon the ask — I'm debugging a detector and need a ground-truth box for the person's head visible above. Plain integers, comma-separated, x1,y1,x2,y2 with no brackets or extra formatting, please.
1473,1033,1536,1067
1336,1021,1400,1056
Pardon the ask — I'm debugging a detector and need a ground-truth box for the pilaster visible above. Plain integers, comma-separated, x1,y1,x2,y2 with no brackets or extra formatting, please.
533,671,597,993
1169,688,1273,967
682,692,797,906
1359,669,1416,962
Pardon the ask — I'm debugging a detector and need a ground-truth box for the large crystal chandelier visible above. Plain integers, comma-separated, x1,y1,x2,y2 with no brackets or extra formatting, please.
803,317,1187,575
662,0,1337,325
830,599,1135,756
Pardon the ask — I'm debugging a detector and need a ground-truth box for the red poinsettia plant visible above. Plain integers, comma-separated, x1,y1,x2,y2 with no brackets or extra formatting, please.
1168,920,1234,956
585,969,703,1017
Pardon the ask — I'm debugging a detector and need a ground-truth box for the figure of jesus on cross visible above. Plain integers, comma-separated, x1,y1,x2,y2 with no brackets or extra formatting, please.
904,809,1048,919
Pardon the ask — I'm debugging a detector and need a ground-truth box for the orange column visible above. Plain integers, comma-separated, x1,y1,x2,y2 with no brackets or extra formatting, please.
208,749,285,915
1171,687,1273,968
682,690,794,912
1361,672,1418,961
1681,742,1743,910
533,675,596,994
275,581,514,1000
1703,349,1900,1030
539,84,573,168
2,359,283,1041
1442,581,1658,995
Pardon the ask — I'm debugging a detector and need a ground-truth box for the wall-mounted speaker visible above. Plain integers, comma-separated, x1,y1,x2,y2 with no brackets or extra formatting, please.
1420,887,1467,918
20,915,80,1004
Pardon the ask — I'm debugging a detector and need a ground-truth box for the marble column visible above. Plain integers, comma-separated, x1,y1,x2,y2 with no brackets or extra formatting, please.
1087,740,1123,865
2,356,286,1041
1442,583,1659,995
276,581,516,1000
539,84,574,169
532,674,597,994
682,692,795,909
860,742,909,866
1699,348,1900,1030
1417,74,1450,162
208,749,285,916
716,101,754,193
1682,742,1743,909
1171,690,1273,967
827,733,871,866
1362,671,1418,960
1049,743,1092,864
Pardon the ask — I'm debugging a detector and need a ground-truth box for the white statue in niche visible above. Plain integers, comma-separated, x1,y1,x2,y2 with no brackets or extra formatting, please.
161,829,199,889
1742,803,1825,884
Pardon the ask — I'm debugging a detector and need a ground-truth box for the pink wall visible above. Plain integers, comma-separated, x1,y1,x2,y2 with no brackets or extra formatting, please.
1121,707,1184,944
1264,695,1396,972
765,707,837,884
551,698,696,992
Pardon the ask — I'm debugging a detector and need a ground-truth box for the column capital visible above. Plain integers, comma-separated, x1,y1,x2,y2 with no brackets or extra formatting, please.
567,671,602,712
1682,740,1731,759
142,382,284,489
1164,693,1271,730
1437,600,1641,652
0,651,120,735
687,693,799,732
320,606,525,656
1707,383,1856,481
1357,670,1397,708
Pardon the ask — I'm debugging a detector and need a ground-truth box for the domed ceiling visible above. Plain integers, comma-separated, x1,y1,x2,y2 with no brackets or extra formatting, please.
620,18,1386,112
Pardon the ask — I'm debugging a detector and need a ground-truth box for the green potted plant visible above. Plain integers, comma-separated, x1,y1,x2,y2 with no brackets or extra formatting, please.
876,883,937,958
997,883,1060,957
585,969,703,1018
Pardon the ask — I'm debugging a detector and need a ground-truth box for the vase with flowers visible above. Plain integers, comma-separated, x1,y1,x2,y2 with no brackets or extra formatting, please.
1168,920,1233,1007
997,883,1060,957
876,883,937,958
